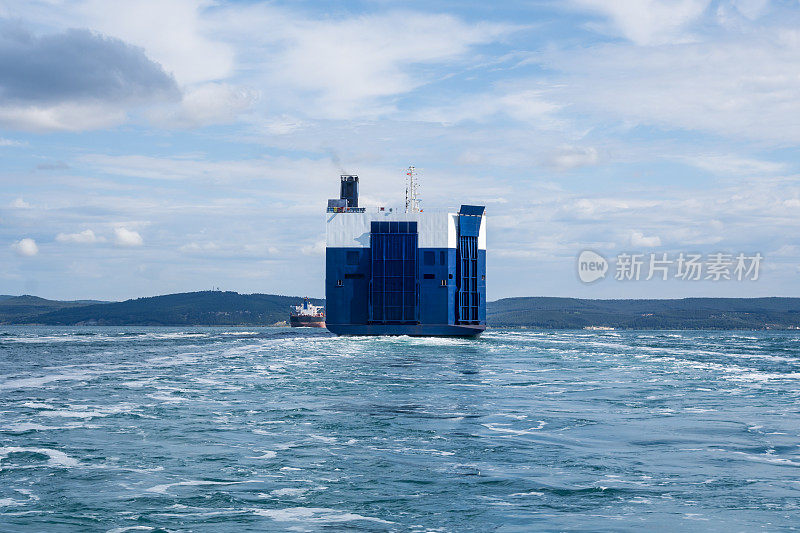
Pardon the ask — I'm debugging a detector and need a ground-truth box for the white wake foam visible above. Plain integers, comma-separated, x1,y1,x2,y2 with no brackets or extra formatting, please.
0,446,79,467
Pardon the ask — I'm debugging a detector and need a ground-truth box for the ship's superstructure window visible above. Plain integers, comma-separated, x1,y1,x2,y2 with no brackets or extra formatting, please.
423,251,435,266
440,251,447,265
345,273,364,279
423,273,435,279
346,251,359,265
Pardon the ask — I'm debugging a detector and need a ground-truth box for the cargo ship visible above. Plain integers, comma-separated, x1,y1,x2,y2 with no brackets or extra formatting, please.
325,168,486,336
289,297,325,328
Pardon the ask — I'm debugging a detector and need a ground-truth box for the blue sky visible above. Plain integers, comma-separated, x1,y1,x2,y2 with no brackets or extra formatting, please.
1,0,799,301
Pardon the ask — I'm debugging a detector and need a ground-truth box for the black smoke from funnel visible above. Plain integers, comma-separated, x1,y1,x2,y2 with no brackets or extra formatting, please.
327,149,348,175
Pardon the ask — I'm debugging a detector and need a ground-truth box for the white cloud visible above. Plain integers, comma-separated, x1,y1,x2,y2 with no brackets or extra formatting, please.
682,154,787,175
56,229,102,244
730,0,769,20
78,153,310,184
0,137,24,147
219,7,516,119
558,198,657,220
260,115,306,136
550,146,599,171
272,13,512,117
785,199,800,208
5,3,515,127
179,241,219,254
21,2,510,121
572,0,712,45
301,239,325,256
12,238,38,256
539,29,800,143
0,25,179,132
114,227,143,247
75,0,235,85
149,83,258,128
177,241,281,258
630,231,662,247
11,198,30,208
773,244,800,257
243,243,278,256
76,153,345,199
0,101,127,132
416,89,561,126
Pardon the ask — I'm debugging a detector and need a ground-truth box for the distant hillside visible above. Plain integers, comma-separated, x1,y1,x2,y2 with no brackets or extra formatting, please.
3,292,800,329
487,297,800,329
0,295,105,323
15,291,323,326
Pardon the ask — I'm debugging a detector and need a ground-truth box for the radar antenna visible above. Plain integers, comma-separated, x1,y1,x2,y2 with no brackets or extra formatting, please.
405,165,420,213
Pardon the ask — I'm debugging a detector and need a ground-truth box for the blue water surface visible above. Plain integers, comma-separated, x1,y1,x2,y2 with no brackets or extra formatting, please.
1,327,799,532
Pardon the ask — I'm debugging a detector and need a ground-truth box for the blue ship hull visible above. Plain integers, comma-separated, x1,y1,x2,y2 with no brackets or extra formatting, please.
326,323,485,337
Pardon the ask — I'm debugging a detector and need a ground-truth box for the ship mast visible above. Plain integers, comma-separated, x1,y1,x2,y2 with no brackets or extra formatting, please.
405,165,420,213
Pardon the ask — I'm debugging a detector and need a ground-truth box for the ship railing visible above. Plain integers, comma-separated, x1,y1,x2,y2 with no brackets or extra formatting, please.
326,207,366,213
328,206,472,214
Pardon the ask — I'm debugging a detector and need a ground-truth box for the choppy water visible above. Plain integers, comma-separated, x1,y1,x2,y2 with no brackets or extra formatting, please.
1,327,800,532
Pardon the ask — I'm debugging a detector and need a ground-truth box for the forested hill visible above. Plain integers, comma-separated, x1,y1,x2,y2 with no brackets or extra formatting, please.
0,295,107,323
486,297,800,330
3,292,800,329
5,291,322,326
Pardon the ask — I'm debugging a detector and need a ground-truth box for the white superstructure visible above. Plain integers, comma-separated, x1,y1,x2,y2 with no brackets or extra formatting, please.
326,209,486,250
291,299,324,316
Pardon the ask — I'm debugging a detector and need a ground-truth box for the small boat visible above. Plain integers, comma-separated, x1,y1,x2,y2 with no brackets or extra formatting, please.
289,297,325,328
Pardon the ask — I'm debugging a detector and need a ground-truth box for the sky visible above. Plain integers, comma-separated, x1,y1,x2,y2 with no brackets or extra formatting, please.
1,0,800,301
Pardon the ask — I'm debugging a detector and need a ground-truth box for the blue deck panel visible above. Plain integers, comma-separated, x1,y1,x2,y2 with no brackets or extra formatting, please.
419,247,454,326
325,248,370,326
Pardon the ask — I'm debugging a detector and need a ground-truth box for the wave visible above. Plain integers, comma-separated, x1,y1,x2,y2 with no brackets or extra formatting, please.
144,479,260,495
0,446,79,468
39,403,139,420
252,507,392,524
0,371,96,390
0,422,83,433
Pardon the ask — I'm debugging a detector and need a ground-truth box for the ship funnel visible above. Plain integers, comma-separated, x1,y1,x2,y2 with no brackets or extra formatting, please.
340,175,359,208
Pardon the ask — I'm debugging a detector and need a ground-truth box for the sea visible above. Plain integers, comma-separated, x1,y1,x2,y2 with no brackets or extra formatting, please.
1,327,799,532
